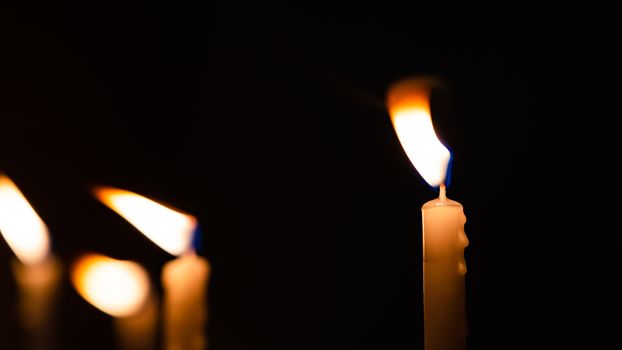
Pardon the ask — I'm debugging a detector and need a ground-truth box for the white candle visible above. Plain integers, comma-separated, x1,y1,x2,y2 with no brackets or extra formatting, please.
162,251,210,350
387,79,468,350
10,256,62,350
71,253,156,350
422,185,468,350
0,174,62,350
94,187,211,350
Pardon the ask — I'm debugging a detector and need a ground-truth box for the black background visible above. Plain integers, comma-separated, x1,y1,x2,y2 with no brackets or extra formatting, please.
1,2,618,350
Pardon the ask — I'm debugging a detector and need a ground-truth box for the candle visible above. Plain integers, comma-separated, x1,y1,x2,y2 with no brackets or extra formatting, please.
386,78,469,350
71,253,157,350
161,251,209,350
94,187,210,350
0,174,62,350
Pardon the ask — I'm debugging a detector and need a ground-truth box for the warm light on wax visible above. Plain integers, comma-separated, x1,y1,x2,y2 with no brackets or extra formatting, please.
71,254,150,317
388,78,468,350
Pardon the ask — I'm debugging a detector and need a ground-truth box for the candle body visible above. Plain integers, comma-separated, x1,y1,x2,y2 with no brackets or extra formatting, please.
115,293,158,350
11,256,62,350
162,252,210,350
422,197,468,350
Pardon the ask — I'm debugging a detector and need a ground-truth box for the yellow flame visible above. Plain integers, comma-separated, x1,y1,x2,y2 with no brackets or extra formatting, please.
387,79,451,187
71,254,150,317
0,174,51,265
94,187,197,256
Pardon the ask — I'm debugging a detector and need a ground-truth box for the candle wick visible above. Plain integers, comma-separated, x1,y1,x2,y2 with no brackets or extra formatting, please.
187,249,197,257
439,184,447,201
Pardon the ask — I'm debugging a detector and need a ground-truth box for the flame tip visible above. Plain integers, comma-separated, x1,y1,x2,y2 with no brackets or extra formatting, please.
94,187,197,255
387,77,451,187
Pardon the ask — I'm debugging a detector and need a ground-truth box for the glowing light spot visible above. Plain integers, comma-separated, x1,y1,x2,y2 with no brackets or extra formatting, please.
71,254,150,317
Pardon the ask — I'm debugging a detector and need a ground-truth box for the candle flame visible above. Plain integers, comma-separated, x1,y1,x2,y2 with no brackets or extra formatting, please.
0,174,51,265
71,254,150,317
94,187,197,256
387,79,451,187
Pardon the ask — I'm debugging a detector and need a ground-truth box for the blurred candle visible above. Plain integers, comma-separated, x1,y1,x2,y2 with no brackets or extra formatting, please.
387,79,469,350
94,187,210,350
0,174,62,350
71,253,157,350
162,251,209,350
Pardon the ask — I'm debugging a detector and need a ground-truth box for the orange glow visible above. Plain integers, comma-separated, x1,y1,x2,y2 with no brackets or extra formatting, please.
94,187,196,256
0,174,50,265
387,79,451,187
71,254,150,317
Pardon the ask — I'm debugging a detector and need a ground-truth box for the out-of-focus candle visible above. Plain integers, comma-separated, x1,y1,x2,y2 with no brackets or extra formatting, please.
71,253,157,350
94,187,210,350
162,251,209,350
387,78,468,350
0,174,62,350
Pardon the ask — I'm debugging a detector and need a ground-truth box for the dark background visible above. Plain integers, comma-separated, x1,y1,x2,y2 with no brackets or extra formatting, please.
0,2,618,350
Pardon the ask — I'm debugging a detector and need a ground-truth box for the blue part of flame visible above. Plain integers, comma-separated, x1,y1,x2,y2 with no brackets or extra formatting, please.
444,150,453,188
192,225,203,253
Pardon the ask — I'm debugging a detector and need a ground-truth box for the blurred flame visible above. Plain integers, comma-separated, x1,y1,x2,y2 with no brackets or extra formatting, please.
387,80,451,187
94,187,196,256
71,254,150,317
0,174,50,265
